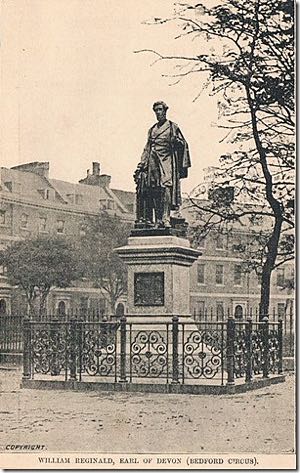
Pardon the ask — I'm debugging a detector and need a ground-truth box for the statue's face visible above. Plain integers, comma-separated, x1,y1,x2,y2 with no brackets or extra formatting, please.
154,105,167,122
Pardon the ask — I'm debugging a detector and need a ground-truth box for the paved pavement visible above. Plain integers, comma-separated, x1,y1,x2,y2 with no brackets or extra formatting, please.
0,368,295,454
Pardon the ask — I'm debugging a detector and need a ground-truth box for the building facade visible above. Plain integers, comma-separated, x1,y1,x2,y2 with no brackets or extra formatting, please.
189,229,294,320
0,161,134,316
0,162,293,319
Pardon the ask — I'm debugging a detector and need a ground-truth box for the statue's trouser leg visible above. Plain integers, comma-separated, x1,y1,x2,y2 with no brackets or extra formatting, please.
153,187,163,224
136,189,144,223
162,186,172,226
145,190,154,224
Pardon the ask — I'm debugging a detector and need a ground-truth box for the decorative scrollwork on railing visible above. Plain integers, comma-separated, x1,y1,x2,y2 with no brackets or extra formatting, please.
251,328,264,375
130,330,168,377
32,327,70,375
80,328,116,376
183,330,224,379
234,328,247,378
233,323,280,379
268,327,280,374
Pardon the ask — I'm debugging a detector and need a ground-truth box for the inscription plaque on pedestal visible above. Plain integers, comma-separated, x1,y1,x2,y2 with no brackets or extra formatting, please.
134,272,164,306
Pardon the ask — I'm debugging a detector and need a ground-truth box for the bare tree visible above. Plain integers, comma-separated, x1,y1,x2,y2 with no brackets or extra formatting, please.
137,0,294,318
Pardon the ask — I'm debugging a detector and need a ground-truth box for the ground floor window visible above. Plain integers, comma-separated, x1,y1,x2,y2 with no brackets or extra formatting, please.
0,299,7,315
57,300,66,316
116,303,125,318
234,304,244,319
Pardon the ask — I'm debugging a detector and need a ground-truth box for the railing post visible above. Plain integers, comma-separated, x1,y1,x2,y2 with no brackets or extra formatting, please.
226,316,235,386
278,318,283,374
119,316,127,383
22,317,32,380
245,317,252,383
78,320,83,381
262,317,269,378
100,316,108,348
50,318,60,376
69,319,77,381
172,316,179,384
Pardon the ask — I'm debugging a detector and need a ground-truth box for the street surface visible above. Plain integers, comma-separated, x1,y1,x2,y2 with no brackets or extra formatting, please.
0,369,294,454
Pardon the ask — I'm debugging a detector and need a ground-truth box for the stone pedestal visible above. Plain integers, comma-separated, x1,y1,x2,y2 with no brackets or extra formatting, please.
116,234,201,321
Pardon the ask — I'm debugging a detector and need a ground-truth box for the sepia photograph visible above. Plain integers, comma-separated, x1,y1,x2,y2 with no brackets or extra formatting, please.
0,0,295,469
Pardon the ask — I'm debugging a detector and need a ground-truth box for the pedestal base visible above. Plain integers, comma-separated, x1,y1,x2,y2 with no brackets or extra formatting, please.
116,234,201,320
131,217,188,239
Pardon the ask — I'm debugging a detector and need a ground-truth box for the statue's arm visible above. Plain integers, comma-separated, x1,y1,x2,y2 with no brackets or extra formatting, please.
171,123,185,149
140,129,151,165
134,129,150,184
171,123,191,178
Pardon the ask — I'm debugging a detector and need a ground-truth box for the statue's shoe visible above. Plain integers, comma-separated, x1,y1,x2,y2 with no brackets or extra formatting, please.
162,220,172,228
157,221,165,228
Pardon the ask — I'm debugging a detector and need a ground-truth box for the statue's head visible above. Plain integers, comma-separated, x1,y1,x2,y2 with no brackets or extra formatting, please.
153,101,168,123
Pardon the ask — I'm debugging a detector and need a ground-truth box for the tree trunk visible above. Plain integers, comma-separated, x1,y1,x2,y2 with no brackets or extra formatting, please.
110,299,116,319
259,216,283,319
39,290,50,319
246,87,284,319
27,295,38,319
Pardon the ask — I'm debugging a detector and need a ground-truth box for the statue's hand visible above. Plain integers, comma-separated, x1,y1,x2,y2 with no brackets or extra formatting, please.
133,162,144,183
171,135,183,149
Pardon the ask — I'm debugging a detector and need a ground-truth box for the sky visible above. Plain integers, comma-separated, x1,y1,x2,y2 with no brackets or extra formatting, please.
0,0,228,193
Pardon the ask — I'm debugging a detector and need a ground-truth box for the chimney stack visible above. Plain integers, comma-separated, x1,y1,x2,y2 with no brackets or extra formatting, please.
79,161,111,188
92,162,100,176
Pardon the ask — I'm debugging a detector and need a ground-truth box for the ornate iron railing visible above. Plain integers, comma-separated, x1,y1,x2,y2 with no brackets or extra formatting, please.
128,323,170,381
181,322,226,384
78,322,118,380
22,316,283,386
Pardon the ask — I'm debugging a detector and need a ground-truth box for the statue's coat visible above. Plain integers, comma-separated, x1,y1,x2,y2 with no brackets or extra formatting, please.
140,120,191,209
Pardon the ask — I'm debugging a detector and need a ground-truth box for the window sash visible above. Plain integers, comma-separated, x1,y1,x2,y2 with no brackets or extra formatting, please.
197,264,205,284
234,265,242,286
216,264,224,285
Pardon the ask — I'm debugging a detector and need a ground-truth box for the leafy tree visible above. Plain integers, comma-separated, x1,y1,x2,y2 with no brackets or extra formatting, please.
0,236,81,317
138,0,294,318
78,213,131,316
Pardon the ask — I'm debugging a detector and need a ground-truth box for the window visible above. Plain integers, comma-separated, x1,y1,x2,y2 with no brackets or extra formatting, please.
4,181,12,192
99,199,115,210
57,301,66,316
80,296,89,314
277,303,286,318
216,234,225,250
0,210,6,225
99,199,107,210
75,194,83,205
57,219,65,234
216,264,224,285
20,213,28,229
39,217,47,233
116,303,125,319
234,264,242,286
0,299,7,315
195,301,205,319
234,304,244,319
197,264,205,285
276,268,285,287
216,302,225,319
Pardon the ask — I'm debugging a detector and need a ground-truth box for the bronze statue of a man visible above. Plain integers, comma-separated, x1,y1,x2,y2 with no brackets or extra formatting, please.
134,101,191,228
